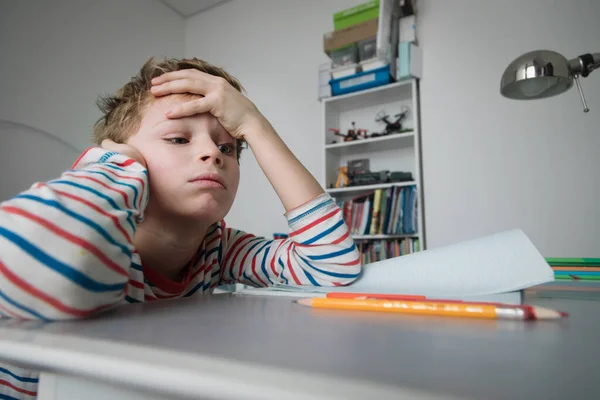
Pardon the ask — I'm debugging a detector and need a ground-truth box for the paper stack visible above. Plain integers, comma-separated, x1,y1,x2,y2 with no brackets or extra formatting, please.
235,229,555,305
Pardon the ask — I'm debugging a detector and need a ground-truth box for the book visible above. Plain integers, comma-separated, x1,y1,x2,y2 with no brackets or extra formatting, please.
235,229,554,305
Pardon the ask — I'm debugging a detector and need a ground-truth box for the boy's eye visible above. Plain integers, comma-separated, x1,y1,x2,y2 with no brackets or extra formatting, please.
218,144,234,155
166,137,189,145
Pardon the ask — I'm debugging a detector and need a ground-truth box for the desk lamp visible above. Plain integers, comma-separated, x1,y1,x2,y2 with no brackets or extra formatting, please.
500,50,600,112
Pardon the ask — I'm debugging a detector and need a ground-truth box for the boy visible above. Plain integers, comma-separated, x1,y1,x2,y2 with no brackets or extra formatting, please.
0,57,361,398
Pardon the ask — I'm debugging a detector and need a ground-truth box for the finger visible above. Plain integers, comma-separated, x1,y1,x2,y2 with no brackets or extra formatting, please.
151,69,218,85
150,78,211,97
166,96,214,119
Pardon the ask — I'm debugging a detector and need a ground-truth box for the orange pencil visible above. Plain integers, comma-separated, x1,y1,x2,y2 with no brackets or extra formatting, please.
296,297,567,320
326,292,426,301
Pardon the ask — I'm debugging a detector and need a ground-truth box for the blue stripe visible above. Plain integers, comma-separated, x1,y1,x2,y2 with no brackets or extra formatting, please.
302,268,320,286
278,259,288,284
259,240,274,285
307,243,357,260
98,151,117,163
15,194,133,259
288,198,334,225
0,226,124,293
124,295,140,303
100,163,148,176
84,170,139,210
298,255,360,279
242,271,260,287
301,219,344,245
184,277,214,298
206,247,219,259
0,393,21,400
184,282,203,297
130,262,143,271
49,180,136,232
98,163,126,172
206,224,220,237
0,367,39,383
228,238,263,281
0,287,49,321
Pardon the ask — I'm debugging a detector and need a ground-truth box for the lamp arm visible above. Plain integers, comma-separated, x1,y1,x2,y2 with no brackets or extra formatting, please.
566,53,599,113
568,52,600,77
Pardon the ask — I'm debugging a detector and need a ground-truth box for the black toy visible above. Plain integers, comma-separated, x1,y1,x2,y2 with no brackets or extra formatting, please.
371,106,411,137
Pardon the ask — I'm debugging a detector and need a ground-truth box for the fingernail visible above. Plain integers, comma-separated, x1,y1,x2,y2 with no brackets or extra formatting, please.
165,110,173,116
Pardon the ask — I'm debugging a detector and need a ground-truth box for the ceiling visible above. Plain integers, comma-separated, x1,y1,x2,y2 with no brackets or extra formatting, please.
158,0,231,18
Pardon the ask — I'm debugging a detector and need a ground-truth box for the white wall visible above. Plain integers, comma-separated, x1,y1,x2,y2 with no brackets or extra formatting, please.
185,0,358,238
418,0,600,256
186,0,600,257
0,0,184,198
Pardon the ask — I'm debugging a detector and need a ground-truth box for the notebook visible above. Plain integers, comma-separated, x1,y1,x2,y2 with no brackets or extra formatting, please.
235,229,555,305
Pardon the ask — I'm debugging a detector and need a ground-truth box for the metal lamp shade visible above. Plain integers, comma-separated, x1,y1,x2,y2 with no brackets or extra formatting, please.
500,50,573,100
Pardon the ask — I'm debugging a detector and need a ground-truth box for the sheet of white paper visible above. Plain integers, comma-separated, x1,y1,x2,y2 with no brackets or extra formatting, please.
271,229,553,298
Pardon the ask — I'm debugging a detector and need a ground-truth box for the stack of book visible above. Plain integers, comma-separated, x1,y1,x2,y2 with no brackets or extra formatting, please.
546,258,600,281
358,238,419,264
337,185,418,236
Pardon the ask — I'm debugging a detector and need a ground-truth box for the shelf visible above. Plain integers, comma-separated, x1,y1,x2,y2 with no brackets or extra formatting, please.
322,79,414,105
352,234,419,240
326,181,416,195
325,131,414,156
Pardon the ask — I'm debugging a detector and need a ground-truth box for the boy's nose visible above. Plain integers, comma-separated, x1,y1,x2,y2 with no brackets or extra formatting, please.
197,144,223,167
200,154,223,167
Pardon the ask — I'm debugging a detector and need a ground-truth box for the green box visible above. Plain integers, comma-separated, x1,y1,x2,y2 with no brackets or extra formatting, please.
334,0,379,31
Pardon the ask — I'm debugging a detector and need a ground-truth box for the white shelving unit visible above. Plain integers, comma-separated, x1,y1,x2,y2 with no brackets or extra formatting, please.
321,78,426,256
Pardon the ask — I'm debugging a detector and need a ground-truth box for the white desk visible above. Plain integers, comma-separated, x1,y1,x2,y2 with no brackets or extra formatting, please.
0,294,598,400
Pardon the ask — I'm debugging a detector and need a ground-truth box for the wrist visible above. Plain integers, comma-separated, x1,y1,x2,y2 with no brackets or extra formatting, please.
243,115,276,143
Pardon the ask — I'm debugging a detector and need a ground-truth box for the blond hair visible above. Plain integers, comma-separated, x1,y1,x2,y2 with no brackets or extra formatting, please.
93,57,245,160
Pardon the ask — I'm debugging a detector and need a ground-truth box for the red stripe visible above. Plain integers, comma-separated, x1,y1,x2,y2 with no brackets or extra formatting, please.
117,159,136,167
294,229,350,248
250,253,268,287
331,230,350,245
2,206,129,277
153,291,180,300
144,294,158,302
95,165,146,210
191,260,217,281
70,147,95,169
128,279,144,289
223,234,254,269
53,188,132,243
237,241,258,279
289,208,340,237
0,303,23,319
65,173,131,209
286,246,301,285
0,379,37,396
340,257,361,266
0,260,113,318
205,234,221,248
333,282,343,286
270,240,286,277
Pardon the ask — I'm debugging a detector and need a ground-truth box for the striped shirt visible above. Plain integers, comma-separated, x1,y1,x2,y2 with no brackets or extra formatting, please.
0,147,361,399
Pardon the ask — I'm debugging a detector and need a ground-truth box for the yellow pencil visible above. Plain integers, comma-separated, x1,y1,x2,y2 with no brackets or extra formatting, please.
296,297,567,320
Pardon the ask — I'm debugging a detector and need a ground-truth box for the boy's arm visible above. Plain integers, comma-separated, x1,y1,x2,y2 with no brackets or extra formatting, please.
0,146,148,320
151,69,362,286
220,193,361,287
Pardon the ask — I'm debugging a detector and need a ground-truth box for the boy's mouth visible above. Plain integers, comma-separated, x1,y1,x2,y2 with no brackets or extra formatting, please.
189,173,226,189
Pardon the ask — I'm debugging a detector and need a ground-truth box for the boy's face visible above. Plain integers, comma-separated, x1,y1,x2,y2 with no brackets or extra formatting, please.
127,94,240,223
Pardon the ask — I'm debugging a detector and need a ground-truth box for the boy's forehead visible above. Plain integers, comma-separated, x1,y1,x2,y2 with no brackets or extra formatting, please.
141,94,200,126
138,94,224,134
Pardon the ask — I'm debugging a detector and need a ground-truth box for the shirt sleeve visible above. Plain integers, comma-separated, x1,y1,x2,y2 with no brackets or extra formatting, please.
0,147,148,320
219,193,362,287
